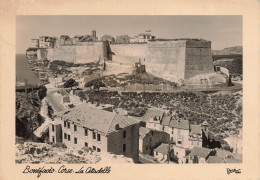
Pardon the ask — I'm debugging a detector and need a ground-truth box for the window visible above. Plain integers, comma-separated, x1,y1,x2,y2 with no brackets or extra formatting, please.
74,137,77,144
64,133,67,139
67,122,70,129
123,130,126,138
191,141,194,145
68,135,71,141
52,125,55,132
93,132,96,139
97,134,101,141
156,152,158,156
93,146,96,151
52,136,55,143
97,148,101,152
154,123,156,127
64,121,66,127
85,142,88,147
123,144,126,152
85,128,88,136
74,125,77,131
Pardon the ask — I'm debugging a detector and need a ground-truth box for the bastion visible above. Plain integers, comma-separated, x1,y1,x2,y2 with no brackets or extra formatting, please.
145,40,215,82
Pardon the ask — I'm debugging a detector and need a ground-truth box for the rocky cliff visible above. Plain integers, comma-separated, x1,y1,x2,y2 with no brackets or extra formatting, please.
16,86,47,140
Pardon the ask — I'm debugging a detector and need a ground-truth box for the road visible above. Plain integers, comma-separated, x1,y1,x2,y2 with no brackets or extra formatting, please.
45,84,67,112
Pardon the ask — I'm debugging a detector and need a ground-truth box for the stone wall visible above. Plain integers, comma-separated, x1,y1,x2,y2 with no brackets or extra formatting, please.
110,44,147,64
145,41,186,82
47,42,110,63
145,40,215,81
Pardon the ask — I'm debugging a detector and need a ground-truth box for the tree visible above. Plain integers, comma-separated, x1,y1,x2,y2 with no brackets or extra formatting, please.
64,78,78,90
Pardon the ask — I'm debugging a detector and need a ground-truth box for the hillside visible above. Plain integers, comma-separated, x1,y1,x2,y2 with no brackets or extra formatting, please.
15,142,134,164
16,86,47,140
212,46,242,55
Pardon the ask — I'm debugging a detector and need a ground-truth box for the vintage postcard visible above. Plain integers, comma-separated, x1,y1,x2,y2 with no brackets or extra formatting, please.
0,0,259,179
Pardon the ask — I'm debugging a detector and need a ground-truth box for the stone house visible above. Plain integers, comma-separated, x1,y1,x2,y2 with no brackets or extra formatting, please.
153,143,171,163
49,104,140,163
60,35,73,45
139,127,169,155
186,147,214,163
39,36,56,48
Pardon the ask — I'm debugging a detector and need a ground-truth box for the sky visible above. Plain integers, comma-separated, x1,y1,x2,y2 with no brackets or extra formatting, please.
16,15,242,54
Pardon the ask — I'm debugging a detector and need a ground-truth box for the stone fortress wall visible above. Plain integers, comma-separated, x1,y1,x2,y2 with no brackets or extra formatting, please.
42,39,225,86
46,41,110,63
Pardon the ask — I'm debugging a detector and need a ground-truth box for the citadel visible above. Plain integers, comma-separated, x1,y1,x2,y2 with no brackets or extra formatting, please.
26,30,230,89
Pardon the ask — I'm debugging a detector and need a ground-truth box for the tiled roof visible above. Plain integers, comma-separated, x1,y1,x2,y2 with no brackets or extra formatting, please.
190,124,201,135
169,120,189,130
207,156,224,163
161,116,171,126
107,114,139,134
215,148,233,158
187,147,212,159
139,127,151,139
154,143,169,155
141,108,164,122
55,104,138,135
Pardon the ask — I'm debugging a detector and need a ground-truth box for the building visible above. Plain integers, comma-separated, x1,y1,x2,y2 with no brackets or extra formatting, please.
186,147,214,163
139,127,169,155
186,147,242,164
101,35,115,44
145,108,208,149
136,32,155,43
60,35,73,45
39,36,56,48
115,35,130,44
49,104,140,162
153,143,171,163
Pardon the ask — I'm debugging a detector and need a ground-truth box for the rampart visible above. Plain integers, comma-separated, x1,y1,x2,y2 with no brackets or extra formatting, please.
110,44,147,63
46,41,111,63
145,40,214,81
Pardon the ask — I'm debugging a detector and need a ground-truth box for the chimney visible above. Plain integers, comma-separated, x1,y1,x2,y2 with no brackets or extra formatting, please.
115,124,120,130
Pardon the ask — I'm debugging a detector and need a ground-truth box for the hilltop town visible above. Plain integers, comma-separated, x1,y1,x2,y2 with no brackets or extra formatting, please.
16,30,242,164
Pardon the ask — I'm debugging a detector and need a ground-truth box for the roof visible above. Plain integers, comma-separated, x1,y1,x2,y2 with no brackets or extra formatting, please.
154,143,169,155
139,33,151,36
142,108,164,122
190,124,201,135
139,127,151,139
207,156,224,163
161,116,171,126
55,104,139,135
215,148,233,158
101,35,115,39
187,147,212,159
202,121,209,126
169,120,189,130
